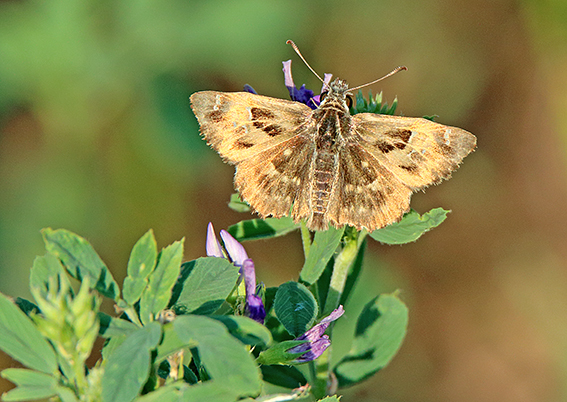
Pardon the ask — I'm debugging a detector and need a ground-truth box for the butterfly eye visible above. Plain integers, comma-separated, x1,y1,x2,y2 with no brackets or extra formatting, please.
346,94,354,108
319,91,328,102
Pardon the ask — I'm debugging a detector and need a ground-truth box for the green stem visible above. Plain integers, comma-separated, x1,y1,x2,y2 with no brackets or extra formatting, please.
311,228,368,398
323,230,367,315
300,221,311,258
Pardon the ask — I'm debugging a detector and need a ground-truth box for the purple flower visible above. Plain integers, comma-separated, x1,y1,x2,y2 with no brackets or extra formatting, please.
282,60,333,110
206,222,249,267
242,259,266,324
206,223,265,323
287,305,345,363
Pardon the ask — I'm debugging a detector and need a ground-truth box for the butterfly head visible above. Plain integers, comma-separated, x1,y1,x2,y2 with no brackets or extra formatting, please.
319,78,352,109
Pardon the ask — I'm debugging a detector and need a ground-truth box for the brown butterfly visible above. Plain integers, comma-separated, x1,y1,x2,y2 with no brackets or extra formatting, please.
190,40,476,232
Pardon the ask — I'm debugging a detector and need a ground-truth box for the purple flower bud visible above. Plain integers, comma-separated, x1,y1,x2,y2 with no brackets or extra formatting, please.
220,229,249,267
282,60,333,110
246,294,266,324
282,60,316,109
242,259,265,324
288,336,331,363
206,222,224,258
243,84,257,94
287,306,345,363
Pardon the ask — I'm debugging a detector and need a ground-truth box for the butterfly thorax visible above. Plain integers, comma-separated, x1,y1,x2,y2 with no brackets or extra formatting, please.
308,78,352,230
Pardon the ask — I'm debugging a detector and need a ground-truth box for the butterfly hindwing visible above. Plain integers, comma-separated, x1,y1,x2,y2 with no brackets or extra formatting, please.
326,143,412,230
234,129,315,220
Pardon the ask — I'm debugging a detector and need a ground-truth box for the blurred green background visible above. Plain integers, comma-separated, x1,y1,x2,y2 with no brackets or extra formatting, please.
2,0,567,401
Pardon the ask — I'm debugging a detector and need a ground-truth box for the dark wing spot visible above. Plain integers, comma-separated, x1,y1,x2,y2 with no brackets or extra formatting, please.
374,189,386,206
439,143,453,156
253,121,265,129
250,107,276,120
386,129,412,143
375,141,396,154
234,140,254,149
394,142,407,150
262,124,283,137
207,110,224,123
399,164,419,174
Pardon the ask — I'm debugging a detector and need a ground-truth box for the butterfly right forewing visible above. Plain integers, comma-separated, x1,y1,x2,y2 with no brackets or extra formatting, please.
190,91,314,164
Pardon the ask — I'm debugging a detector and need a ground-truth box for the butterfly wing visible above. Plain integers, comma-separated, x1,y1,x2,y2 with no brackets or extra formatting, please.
326,114,476,232
190,91,316,219
190,91,314,163
327,142,413,231
351,114,476,190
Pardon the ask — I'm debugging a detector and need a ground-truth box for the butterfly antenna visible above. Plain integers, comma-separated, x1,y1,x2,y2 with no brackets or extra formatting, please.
349,66,408,92
286,40,325,84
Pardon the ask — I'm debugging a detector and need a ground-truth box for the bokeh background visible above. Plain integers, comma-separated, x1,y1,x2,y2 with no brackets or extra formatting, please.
1,0,567,401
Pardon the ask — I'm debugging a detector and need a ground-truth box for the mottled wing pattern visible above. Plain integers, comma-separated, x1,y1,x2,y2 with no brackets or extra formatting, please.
190,91,313,163
235,133,314,220
351,114,476,190
327,114,476,231
190,91,316,219
327,142,413,231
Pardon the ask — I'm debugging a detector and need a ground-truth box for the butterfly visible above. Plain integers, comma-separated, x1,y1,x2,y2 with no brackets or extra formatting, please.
190,41,476,232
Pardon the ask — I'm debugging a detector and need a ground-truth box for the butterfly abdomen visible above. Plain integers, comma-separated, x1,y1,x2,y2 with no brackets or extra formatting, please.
308,146,339,230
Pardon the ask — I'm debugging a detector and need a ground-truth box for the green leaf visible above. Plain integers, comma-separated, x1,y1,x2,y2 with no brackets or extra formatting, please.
260,365,307,389
300,227,344,285
55,387,79,402
1,369,57,401
29,253,71,300
227,217,299,241
123,230,158,306
101,322,162,402
334,293,408,387
274,282,318,337
0,293,57,374
133,383,185,402
318,396,341,402
98,312,138,338
170,257,239,315
41,228,119,300
212,316,272,348
139,239,184,324
169,315,262,398
14,298,40,316
228,193,251,213
255,340,308,365
369,208,449,245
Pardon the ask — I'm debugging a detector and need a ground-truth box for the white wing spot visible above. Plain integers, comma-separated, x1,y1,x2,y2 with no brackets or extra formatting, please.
283,148,293,157
444,129,451,145
213,94,222,111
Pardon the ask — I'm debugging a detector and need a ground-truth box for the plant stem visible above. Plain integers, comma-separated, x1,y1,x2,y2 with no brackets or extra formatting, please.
323,229,367,315
300,221,311,258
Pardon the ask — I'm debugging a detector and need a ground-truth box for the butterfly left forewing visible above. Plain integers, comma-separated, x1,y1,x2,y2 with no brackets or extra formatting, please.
190,91,314,164
351,113,476,190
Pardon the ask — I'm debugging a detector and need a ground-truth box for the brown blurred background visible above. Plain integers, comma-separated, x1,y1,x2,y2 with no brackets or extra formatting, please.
1,0,567,401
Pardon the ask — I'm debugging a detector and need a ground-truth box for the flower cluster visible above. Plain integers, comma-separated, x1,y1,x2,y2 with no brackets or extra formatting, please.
289,305,344,363
206,223,344,363
244,60,332,110
206,223,265,324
